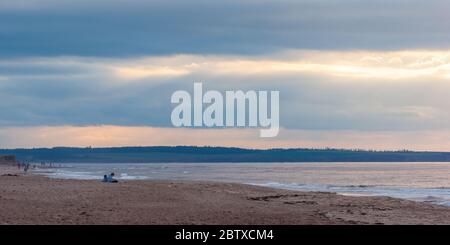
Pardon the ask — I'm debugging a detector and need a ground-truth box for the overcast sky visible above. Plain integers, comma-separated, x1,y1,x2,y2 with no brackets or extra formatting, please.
1,0,450,150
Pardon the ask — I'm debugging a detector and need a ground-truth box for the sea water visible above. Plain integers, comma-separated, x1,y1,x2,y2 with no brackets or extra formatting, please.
33,162,450,206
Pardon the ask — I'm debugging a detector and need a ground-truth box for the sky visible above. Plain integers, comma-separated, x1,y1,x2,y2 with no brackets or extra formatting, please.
1,0,450,150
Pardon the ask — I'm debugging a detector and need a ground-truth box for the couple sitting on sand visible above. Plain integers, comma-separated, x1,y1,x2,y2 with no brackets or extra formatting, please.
102,172,118,183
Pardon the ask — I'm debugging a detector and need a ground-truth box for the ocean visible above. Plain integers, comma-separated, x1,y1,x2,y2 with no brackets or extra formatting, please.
33,162,450,206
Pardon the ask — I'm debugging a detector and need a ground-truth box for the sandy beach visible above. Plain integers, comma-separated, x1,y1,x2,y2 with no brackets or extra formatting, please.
1,165,450,225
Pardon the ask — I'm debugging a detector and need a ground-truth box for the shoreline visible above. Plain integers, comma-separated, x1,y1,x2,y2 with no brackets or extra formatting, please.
1,165,450,224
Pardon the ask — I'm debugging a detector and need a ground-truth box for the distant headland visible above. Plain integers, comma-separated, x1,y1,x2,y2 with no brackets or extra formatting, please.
1,146,450,163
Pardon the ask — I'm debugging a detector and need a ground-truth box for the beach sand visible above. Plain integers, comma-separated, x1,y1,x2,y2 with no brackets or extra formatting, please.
1,165,449,225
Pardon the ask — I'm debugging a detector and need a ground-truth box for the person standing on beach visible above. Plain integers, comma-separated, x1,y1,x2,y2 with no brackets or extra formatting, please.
24,163,31,173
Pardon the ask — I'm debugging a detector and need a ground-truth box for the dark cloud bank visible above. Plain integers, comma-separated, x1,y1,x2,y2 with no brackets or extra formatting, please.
0,0,449,57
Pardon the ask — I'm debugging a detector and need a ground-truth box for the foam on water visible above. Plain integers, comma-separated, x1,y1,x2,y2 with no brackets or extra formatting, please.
119,173,149,180
250,181,450,206
34,167,150,180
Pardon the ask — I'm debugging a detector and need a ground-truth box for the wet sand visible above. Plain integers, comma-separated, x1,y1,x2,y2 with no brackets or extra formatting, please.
1,165,450,225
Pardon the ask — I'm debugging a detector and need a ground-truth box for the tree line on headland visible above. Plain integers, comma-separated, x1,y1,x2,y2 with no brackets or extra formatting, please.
1,146,450,163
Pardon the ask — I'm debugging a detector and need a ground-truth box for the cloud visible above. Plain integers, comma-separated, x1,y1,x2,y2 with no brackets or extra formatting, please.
2,1,450,149
0,0,449,57
4,50,450,81
114,67,189,80
1,50,450,132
